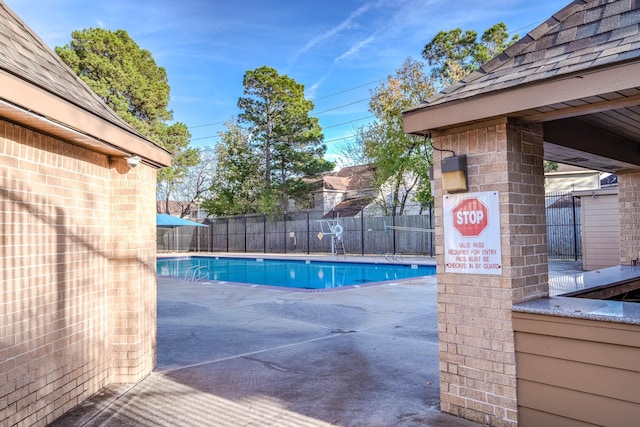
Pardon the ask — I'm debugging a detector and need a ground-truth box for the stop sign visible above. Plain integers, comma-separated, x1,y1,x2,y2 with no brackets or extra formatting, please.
452,198,489,236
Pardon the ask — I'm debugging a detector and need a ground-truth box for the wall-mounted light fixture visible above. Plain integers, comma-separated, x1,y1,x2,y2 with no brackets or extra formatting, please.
441,155,467,193
126,155,141,168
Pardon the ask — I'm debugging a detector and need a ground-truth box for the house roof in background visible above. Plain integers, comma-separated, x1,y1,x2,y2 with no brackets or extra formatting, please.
322,164,376,192
322,196,376,219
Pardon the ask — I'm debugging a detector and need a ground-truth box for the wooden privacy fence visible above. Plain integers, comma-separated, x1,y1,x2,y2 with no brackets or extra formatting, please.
199,210,436,256
157,209,435,256
158,193,581,260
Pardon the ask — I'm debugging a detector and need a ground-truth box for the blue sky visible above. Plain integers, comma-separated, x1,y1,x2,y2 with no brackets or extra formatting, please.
6,0,569,163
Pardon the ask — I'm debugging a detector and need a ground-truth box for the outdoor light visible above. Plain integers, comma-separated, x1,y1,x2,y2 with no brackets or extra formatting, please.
126,155,141,168
441,155,467,193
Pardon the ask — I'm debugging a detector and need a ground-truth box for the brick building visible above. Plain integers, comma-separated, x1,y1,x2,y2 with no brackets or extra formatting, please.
0,2,171,426
403,0,640,425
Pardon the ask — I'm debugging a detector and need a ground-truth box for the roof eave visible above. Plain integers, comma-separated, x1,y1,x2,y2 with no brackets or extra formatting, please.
0,70,172,168
402,60,640,135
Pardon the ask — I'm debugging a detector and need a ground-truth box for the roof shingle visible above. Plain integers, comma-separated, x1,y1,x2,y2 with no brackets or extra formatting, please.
0,1,145,137
416,0,640,110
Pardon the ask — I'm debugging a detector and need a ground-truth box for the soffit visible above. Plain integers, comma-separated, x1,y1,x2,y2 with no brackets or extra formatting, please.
0,1,171,167
402,0,640,173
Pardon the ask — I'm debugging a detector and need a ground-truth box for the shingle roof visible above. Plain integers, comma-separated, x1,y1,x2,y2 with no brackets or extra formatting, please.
322,196,375,219
326,164,376,191
0,1,146,137
418,0,640,109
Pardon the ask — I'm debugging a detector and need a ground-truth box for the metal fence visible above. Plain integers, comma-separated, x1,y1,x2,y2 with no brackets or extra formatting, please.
158,193,582,260
158,205,436,256
545,191,582,260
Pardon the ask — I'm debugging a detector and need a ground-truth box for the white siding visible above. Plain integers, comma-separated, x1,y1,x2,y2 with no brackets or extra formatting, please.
579,191,619,270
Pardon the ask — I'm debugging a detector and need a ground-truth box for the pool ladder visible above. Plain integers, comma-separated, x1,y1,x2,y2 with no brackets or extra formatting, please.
385,253,404,263
184,265,209,282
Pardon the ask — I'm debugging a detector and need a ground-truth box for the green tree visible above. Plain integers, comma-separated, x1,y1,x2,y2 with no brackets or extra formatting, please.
422,23,559,173
422,23,518,87
55,28,199,208
204,122,271,216
334,132,372,169
361,58,435,215
237,66,333,211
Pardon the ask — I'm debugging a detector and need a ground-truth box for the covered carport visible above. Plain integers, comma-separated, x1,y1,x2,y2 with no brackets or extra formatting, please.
402,0,640,425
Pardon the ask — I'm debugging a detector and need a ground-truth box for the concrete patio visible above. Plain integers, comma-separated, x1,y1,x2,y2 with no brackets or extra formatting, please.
50,258,582,426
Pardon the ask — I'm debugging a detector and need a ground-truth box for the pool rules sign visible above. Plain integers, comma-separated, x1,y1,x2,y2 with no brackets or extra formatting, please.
443,191,502,275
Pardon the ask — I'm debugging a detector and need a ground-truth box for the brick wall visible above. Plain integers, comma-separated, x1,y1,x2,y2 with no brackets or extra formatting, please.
432,119,547,426
108,159,158,383
618,171,640,264
0,120,158,426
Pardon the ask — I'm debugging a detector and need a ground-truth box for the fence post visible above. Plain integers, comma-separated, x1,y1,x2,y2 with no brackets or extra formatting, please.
307,210,310,255
226,218,229,253
284,211,287,254
392,206,397,254
361,213,365,255
244,215,247,253
263,214,267,253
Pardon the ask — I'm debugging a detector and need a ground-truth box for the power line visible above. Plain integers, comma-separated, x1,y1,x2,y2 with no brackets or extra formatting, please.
185,17,546,133
313,98,370,115
189,115,375,143
189,120,227,129
186,80,380,130
323,116,374,130
324,135,357,144
312,78,383,101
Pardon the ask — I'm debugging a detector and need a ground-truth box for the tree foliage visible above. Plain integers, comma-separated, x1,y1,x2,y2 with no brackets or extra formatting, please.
422,23,518,87
422,23,560,171
55,28,199,209
204,122,270,216
236,66,333,212
361,58,435,215
158,147,216,217
334,132,372,169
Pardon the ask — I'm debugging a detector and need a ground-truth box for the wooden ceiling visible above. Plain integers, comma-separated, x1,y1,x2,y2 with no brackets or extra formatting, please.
515,87,640,172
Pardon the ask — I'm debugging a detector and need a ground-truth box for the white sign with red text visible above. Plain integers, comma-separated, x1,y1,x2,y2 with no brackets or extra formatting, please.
443,191,502,275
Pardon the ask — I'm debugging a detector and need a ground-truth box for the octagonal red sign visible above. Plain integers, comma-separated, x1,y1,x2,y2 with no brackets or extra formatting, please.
452,198,489,237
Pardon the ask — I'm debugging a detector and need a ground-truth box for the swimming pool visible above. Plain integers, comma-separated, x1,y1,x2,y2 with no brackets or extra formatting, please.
157,257,435,290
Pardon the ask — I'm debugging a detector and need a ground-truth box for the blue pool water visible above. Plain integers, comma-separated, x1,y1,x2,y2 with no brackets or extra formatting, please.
157,257,435,290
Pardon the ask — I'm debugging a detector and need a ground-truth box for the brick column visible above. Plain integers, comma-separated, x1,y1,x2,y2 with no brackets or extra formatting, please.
618,171,640,264
433,119,547,426
108,158,158,383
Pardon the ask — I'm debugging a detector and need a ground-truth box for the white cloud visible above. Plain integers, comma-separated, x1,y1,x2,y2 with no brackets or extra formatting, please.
306,68,335,100
334,35,376,63
289,1,377,66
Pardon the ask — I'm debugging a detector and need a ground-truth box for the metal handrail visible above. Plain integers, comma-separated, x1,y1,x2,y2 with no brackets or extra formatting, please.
384,253,403,263
184,265,209,282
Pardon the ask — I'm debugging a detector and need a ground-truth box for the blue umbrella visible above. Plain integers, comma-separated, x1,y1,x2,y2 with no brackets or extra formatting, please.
156,213,207,228
157,214,206,252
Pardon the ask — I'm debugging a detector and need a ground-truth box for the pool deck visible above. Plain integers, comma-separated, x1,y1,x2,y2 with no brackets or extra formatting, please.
51,255,603,427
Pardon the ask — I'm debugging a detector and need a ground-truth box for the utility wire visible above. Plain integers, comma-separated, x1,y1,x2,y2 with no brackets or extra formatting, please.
313,98,370,115
189,114,375,142
186,80,378,130
184,17,548,135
